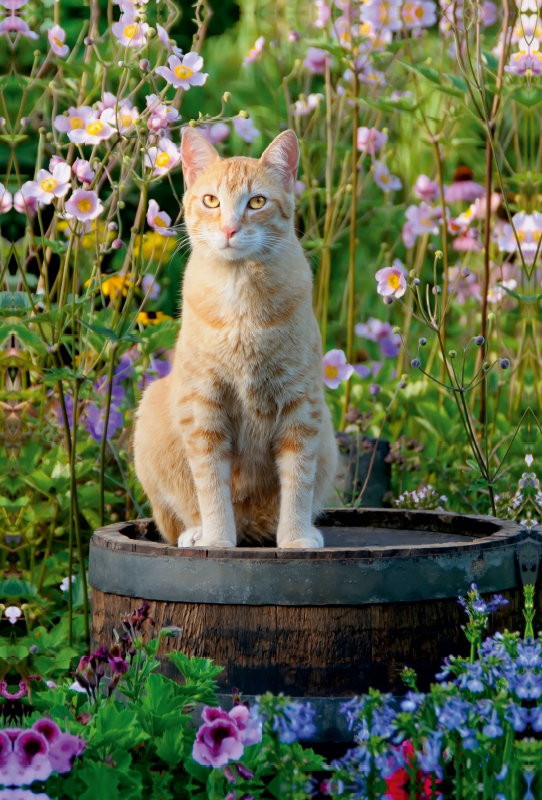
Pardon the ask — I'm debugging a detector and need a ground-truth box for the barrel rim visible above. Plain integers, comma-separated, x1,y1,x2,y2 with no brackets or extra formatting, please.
92,508,528,561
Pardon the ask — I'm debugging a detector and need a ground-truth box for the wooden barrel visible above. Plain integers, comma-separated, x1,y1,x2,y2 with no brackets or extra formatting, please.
90,509,537,741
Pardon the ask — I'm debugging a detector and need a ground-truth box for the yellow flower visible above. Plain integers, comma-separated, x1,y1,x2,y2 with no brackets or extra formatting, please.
85,273,136,301
133,231,177,263
136,310,172,326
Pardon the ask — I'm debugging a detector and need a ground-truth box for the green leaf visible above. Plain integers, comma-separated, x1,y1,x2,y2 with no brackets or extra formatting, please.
154,725,186,765
513,89,542,109
91,703,150,751
35,237,68,254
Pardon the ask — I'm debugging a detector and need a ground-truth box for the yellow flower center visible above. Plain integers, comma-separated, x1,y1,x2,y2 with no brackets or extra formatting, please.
325,365,339,379
155,153,171,167
360,22,372,35
154,217,167,227
517,230,526,242
415,5,424,18
53,36,63,47
387,273,401,290
379,172,389,183
87,121,103,136
77,198,92,212
174,64,194,80
40,177,57,193
70,116,83,129
121,114,133,127
124,24,138,38
534,229,542,241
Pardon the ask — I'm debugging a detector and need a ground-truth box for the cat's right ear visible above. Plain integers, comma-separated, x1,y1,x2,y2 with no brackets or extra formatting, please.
181,128,220,187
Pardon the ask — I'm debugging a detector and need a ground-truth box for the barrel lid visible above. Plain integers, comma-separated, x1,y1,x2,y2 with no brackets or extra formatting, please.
89,510,534,605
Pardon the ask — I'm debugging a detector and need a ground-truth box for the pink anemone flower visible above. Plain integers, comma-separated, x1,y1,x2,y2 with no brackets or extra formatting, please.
112,13,149,47
47,24,69,57
302,46,329,74
243,35,265,65
67,113,115,145
21,162,71,206
200,122,230,144
144,139,182,177
0,15,39,39
146,200,176,236
0,183,13,213
53,106,93,135
375,266,407,299
155,52,208,89
73,158,95,183
65,189,103,222
322,350,354,389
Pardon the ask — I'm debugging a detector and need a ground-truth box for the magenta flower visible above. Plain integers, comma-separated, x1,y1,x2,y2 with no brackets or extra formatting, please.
374,162,402,192
65,189,103,222
5,730,52,786
200,122,230,144
303,46,329,74
0,183,12,213
47,24,69,57
243,35,265,65
322,350,354,389
73,158,95,183
53,106,93,135
193,717,244,768
375,266,407,299
357,126,387,156
112,13,149,47
413,174,439,203
47,733,86,773
144,139,182,177
21,162,71,206
146,199,176,236
156,52,208,89
233,116,260,143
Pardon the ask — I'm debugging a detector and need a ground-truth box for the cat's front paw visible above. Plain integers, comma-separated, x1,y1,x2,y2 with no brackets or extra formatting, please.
277,526,324,549
177,526,236,549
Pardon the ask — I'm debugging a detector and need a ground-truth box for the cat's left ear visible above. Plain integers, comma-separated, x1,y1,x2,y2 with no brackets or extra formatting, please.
181,128,220,187
261,130,299,189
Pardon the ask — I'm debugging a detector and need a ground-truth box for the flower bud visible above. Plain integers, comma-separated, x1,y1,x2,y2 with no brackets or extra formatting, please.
288,30,301,43
448,349,457,358
118,201,125,209
409,269,417,278
432,285,441,295
413,278,420,286
419,337,427,346
392,326,401,335
38,126,47,135
189,119,197,127
369,383,381,395
139,58,150,71
223,91,231,102
345,183,352,193
108,221,118,231
435,250,443,259
460,267,471,277
118,61,125,68
483,361,490,371
488,312,495,321
46,132,53,141
84,37,93,46
474,335,484,346
398,379,407,389
147,27,156,38
411,358,421,368
112,239,123,250
238,110,249,119
500,358,510,369
383,296,393,305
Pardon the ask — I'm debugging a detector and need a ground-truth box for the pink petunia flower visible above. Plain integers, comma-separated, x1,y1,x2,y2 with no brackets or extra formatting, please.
200,122,230,144
144,139,182,177
243,35,265,65
233,116,260,143
0,183,13,213
322,350,354,389
67,112,115,145
357,126,388,156
47,24,69,57
53,106,93,135
375,266,407,299
21,163,71,206
413,174,439,203
155,52,208,89
146,199,176,236
374,161,402,191
112,13,149,47
73,158,95,183
193,718,244,768
303,46,329,74
65,189,103,222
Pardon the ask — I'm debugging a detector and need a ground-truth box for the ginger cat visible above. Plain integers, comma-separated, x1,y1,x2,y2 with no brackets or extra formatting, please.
133,128,338,549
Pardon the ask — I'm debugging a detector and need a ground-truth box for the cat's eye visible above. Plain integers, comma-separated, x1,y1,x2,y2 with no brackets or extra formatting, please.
203,195,220,208
248,196,266,210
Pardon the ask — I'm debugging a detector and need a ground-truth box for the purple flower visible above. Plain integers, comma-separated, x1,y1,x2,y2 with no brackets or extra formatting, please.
444,180,484,204
322,350,354,389
413,174,439,203
232,116,260,143
504,701,529,732
228,705,263,746
3,730,52,786
273,701,316,743
437,697,469,731
47,733,86,773
303,46,329,74
192,718,244,768
400,691,425,713
139,357,172,390
31,720,60,744
84,404,123,442
142,274,161,300
355,317,401,358
416,732,443,778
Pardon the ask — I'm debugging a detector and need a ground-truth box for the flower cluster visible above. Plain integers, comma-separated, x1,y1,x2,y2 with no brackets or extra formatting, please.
0,720,84,786
392,484,448,511
72,643,130,700
192,704,262,768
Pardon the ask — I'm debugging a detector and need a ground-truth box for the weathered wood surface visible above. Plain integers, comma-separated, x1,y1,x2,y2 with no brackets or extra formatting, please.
91,585,523,696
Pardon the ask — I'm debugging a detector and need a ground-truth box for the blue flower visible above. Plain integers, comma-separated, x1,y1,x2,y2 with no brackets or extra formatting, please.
374,746,405,780
482,709,503,739
437,697,469,731
416,732,443,778
400,691,425,713
510,670,542,700
516,641,542,668
273,701,316,743
340,697,365,732
504,701,529,732
528,705,542,732
371,705,397,738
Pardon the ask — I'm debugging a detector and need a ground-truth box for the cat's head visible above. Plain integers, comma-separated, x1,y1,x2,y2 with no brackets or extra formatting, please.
180,128,299,262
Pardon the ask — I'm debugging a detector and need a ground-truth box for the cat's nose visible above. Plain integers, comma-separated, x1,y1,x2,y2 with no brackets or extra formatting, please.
221,225,239,241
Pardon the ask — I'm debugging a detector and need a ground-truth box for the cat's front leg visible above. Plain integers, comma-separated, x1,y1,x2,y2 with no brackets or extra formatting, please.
275,403,324,549
178,394,237,549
